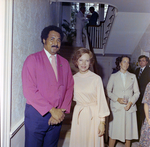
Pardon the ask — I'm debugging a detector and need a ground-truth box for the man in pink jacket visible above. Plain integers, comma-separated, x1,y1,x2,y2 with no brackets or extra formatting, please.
22,25,74,147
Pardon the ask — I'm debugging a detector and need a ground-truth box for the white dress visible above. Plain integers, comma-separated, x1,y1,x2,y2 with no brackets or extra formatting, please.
69,70,110,147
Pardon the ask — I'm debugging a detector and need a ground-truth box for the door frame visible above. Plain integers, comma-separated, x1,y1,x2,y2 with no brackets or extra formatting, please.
0,0,13,146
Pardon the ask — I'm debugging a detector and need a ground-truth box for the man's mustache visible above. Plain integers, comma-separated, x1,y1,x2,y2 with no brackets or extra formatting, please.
51,45,59,48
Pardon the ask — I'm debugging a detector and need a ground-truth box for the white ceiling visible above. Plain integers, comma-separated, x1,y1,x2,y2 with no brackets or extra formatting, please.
93,0,150,13
56,0,150,13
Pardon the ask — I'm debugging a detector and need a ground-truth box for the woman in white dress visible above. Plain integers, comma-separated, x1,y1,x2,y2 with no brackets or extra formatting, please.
69,48,110,147
107,56,140,147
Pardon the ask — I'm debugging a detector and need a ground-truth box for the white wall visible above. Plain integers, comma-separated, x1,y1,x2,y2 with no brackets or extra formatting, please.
62,4,71,24
61,3,71,42
11,0,51,130
0,0,6,146
131,23,150,66
0,0,13,146
10,126,25,147
95,55,119,87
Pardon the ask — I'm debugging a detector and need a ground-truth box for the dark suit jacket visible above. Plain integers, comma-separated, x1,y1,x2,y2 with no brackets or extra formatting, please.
135,66,150,105
88,11,99,25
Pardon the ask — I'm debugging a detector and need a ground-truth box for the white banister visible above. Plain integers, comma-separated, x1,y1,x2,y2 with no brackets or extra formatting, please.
87,6,117,55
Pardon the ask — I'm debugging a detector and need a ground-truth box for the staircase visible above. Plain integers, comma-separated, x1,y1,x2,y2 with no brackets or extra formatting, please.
87,6,117,55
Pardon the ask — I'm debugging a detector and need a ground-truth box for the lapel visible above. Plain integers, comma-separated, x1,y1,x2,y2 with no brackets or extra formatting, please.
141,66,148,76
125,71,134,89
138,66,148,80
136,68,140,77
57,55,63,86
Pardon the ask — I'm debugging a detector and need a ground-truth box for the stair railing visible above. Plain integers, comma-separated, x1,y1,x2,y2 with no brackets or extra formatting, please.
103,6,117,48
86,5,117,74
87,6,117,54
87,22,104,50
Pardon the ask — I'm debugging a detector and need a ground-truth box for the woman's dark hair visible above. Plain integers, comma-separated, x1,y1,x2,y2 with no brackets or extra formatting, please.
118,55,130,70
41,25,64,44
72,48,94,68
119,55,131,63
115,57,121,70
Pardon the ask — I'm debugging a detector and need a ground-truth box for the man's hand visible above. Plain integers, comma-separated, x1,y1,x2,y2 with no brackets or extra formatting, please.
48,117,59,125
49,107,66,124
117,98,126,104
124,102,132,111
86,15,91,18
98,121,105,137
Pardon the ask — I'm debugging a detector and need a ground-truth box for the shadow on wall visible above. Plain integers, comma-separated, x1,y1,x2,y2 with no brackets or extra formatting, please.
96,63,105,81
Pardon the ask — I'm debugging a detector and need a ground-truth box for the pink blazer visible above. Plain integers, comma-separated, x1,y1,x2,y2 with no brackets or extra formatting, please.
22,49,74,116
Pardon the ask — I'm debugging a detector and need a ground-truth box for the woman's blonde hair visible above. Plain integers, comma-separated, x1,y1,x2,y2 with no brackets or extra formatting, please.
72,48,94,68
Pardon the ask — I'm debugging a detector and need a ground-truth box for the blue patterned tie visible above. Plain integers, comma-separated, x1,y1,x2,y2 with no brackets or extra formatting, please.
138,68,143,79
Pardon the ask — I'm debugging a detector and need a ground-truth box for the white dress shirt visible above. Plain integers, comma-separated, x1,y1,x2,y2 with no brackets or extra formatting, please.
120,71,127,87
44,48,57,65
